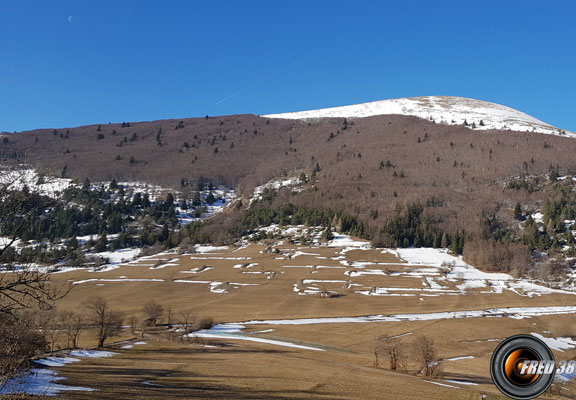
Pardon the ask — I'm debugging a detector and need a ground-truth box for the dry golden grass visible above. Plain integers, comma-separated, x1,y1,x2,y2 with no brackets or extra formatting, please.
54,340,513,400
40,241,576,399
53,243,576,320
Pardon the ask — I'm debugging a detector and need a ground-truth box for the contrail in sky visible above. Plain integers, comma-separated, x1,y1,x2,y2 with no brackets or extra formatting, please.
214,77,270,105
214,63,293,106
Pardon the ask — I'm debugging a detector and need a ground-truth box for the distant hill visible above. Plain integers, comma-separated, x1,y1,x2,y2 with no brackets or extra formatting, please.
2,97,576,267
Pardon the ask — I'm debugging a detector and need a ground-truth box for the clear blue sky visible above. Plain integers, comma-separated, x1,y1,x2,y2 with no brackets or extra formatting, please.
1,1,575,132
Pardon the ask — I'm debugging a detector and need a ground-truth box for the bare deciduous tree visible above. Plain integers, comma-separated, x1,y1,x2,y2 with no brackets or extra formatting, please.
166,306,173,325
0,164,70,318
60,310,84,349
0,268,66,319
537,259,569,288
415,336,438,377
84,296,124,348
127,315,139,335
0,164,71,386
375,335,405,371
439,261,454,278
178,311,195,341
142,300,164,325
36,309,59,355
0,311,45,386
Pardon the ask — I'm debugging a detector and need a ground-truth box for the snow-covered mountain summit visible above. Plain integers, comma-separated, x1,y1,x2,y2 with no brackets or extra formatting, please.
264,96,574,138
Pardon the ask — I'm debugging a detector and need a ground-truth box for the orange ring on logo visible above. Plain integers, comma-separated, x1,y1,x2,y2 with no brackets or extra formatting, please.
504,348,541,386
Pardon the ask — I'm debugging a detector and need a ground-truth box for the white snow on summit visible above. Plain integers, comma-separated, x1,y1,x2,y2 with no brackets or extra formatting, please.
264,96,574,138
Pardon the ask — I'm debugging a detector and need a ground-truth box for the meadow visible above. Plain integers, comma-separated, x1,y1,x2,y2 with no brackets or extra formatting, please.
29,231,576,399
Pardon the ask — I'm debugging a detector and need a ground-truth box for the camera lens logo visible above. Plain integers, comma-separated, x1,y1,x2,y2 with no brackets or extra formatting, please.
490,335,555,399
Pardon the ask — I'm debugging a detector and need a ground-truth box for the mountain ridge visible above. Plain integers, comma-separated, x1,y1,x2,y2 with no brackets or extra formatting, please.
264,96,574,138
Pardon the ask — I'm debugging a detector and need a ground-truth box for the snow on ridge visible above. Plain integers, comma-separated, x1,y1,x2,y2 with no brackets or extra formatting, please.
0,167,72,198
250,176,301,204
264,96,574,138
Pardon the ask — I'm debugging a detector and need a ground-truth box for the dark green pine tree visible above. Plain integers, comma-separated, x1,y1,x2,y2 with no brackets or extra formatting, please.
98,219,107,234
142,193,151,208
514,202,523,221
132,192,142,207
550,168,559,181
67,236,79,250
158,224,169,243
140,228,154,246
192,191,201,207
165,193,175,208
322,226,334,241
118,231,129,248
414,232,423,247
108,213,122,234
156,128,163,146
95,232,108,252
441,232,449,248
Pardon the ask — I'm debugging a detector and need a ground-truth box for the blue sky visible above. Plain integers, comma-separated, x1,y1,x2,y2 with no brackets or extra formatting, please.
1,1,575,132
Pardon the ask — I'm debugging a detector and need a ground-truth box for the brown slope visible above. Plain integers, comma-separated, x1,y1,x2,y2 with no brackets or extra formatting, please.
2,113,576,237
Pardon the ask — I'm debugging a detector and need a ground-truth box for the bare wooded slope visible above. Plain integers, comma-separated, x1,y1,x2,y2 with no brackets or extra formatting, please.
2,113,576,235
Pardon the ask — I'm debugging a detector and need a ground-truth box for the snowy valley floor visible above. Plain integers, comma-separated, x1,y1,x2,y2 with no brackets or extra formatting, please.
10,235,576,399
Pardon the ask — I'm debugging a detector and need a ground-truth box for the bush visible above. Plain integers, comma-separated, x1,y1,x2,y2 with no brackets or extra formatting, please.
197,317,214,330
0,313,46,383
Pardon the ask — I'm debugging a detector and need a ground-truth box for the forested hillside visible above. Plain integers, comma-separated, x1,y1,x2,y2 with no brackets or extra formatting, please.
3,112,576,278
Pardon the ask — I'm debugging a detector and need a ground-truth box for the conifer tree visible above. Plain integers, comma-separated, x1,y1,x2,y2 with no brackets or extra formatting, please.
142,193,151,208
514,203,523,221
441,232,449,248
165,193,175,208
192,191,201,207
95,232,107,252
322,226,334,241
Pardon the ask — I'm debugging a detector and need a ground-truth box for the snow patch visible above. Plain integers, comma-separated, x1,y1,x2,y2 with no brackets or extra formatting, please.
69,350,117,358
0,368,96,396
34,357,81,367
189,323,324,351
264,96,574,137
195,244,229,253
72,278,164,285
531,333,576,352
239,305,576,326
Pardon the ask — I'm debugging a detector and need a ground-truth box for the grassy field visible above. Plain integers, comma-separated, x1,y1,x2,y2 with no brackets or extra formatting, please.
54,340,510,400
39,237,576,399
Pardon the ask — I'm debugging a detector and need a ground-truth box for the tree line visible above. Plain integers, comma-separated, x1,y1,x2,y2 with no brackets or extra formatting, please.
373,202,465,254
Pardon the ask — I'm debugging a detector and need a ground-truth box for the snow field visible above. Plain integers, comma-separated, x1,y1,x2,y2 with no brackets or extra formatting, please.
264,96,574,137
